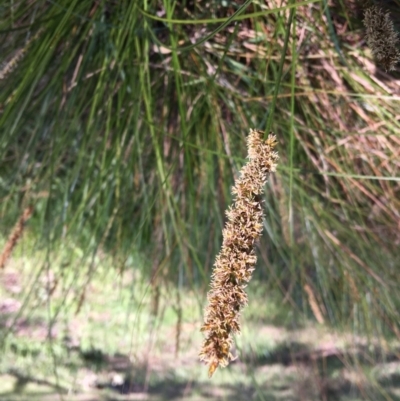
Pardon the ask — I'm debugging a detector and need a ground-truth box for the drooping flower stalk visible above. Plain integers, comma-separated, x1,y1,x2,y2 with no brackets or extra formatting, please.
199,129,279,377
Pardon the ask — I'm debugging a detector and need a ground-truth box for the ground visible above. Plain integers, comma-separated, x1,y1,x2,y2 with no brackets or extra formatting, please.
0,250,400,401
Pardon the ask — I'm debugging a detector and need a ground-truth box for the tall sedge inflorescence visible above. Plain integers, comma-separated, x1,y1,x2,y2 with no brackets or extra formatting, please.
363,5,400,71
0,206,34,270
0,30,43,81
199,129,279,377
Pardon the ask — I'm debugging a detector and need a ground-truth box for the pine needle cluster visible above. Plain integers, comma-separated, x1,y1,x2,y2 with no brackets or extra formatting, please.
199,129,279,378
363,4,400,71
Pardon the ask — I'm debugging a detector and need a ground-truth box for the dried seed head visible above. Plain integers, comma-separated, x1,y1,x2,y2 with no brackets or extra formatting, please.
0,206,34,270
199,129,279,377
363,5,400,71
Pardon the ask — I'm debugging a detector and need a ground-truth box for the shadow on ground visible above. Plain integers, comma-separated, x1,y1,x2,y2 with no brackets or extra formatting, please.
1,334,400,401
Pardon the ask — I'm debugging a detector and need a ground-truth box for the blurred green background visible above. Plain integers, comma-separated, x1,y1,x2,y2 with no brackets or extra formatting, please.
0,0,400,400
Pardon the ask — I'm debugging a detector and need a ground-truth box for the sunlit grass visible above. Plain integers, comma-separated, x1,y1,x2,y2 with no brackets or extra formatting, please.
1,238,400,400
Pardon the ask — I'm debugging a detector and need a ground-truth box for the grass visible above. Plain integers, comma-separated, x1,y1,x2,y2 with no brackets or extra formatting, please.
1,237,400,401
0,1,399,324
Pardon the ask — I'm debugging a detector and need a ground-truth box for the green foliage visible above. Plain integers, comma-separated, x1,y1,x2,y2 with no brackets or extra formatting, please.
1,242,400,400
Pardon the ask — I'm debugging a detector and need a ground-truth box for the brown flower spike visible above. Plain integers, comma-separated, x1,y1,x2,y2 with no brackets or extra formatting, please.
199,129,279,377
0,205,34,270
363,5,400,71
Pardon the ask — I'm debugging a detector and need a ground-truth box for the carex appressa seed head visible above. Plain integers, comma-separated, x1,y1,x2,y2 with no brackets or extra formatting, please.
199,129,279,378
363,5,400,71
